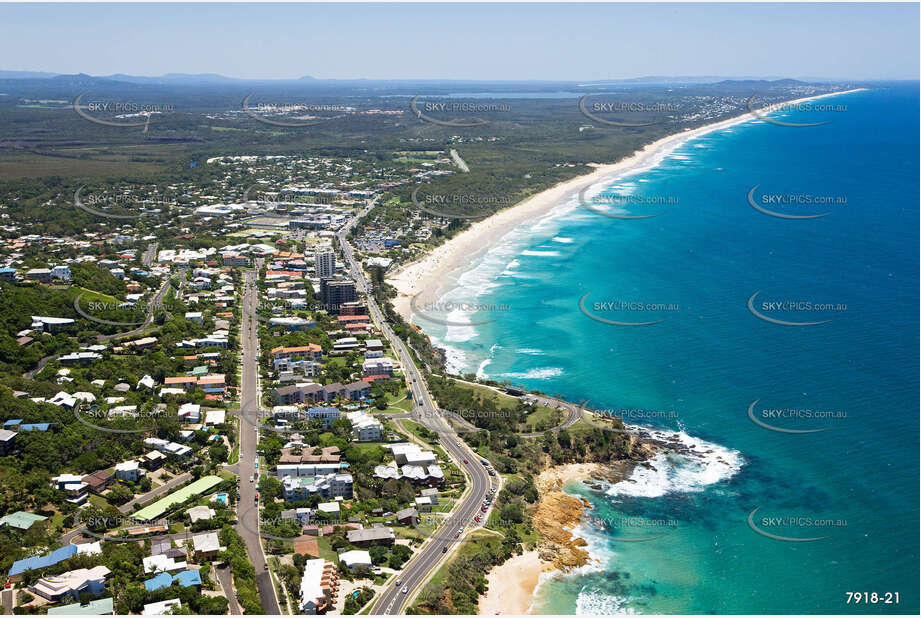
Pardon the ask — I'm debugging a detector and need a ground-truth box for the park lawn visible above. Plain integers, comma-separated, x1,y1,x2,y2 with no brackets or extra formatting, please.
450,381,520,411
519,404,563,432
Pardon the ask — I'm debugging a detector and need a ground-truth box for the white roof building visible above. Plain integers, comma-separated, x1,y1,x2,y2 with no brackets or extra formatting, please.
143,553,188,574
142,599,181,615
204,409,226,425
338,549,372,569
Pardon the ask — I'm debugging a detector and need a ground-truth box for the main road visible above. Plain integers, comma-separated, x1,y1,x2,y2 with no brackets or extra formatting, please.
233,262,282,615
338,200,493,615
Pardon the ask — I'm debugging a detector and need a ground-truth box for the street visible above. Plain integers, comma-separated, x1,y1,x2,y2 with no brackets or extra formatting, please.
338,201,493,615
232,264,282,615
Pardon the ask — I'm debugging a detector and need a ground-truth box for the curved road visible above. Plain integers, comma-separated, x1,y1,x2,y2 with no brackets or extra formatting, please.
338,201,493,615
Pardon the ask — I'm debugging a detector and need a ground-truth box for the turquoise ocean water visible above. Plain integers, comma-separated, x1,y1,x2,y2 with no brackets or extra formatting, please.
416,85,919,614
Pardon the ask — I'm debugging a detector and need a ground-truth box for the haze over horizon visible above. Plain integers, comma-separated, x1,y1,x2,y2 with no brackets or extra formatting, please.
1,2,917,81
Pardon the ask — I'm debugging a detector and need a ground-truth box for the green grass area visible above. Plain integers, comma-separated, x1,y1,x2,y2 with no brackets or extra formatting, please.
315,535,340,562
519,404,563,432
325,356,349,369
450,381,520,410
423,529,498,592
385,396,413,413
87,494,111,509
392,524,426,542
400,419,436,443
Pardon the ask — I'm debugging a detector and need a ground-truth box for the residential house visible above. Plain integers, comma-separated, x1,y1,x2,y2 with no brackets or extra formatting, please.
192,532,225,560
345,527,395,547
31,566,110,601
114,460,145,482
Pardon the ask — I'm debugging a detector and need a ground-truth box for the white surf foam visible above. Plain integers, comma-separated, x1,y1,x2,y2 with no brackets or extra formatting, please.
576,589,635,615
605,427,743,499
499,367,563,380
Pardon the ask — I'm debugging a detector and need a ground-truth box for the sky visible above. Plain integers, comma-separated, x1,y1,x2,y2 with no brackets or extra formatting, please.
0,2,918,81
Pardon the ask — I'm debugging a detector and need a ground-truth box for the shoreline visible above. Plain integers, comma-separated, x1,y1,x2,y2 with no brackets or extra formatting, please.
478,463,602,615
387,87,866,323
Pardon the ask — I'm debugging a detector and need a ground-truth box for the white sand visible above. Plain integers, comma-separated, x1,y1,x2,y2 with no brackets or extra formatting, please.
478,550,546,615
387,88,866,320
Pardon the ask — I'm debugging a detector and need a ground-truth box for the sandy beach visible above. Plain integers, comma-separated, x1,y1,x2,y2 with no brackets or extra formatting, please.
478,550,547,615
387,88,866,321
478,463,601,614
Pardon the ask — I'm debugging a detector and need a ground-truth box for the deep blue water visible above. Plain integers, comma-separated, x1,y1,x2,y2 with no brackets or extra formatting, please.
419,84,919,614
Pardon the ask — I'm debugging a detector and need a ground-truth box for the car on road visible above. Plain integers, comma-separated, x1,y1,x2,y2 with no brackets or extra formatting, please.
442,546,448,553
401,586,408,594
454,531,460,538
395,579,402,586
463,458,469,464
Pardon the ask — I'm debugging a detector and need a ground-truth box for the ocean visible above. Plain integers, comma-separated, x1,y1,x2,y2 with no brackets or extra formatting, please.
415,84,919,614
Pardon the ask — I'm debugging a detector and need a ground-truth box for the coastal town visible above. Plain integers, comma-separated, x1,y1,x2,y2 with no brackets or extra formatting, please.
0,19,893,614
0,84,862,616
0,145,561,615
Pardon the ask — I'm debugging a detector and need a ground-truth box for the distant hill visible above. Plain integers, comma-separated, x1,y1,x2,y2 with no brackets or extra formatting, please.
0,70,61,79
1,70,829,87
